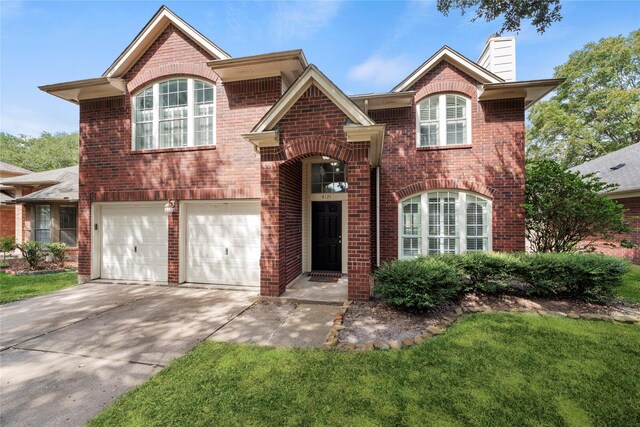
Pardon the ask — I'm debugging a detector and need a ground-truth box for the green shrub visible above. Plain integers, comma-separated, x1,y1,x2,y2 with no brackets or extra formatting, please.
16,241,46,270
457,252,522,293
374,257,463,309
0,235,16,260
46,242,68,267
518,253,629,302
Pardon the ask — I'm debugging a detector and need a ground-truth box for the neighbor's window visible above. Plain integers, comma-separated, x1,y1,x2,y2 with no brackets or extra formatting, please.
311,162,348,193
133,78,215,150
417,94,471,147
34,205,51,243
400,191,490,258
59,205,78,247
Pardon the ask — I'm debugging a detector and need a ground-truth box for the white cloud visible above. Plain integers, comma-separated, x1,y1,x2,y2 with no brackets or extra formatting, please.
347,55,413,87
272,0,341,42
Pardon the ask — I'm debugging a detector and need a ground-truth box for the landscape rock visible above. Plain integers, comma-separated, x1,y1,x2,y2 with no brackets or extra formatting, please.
374,341,390,350
388,340,404,350
426,326,444,335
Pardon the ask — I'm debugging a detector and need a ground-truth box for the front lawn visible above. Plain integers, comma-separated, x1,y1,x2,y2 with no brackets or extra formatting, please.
0,271,78,304
615,264,640,303
90,313,640,426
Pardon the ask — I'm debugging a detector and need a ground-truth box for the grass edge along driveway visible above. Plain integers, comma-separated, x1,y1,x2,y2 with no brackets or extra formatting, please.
90,313,640,427
0,271,78,304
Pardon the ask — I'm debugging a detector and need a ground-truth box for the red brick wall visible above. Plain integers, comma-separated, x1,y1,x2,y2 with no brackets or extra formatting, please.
282,161,302,283
585,196,640,264
77,25,281,279
374,61,526,263
0,206,15,238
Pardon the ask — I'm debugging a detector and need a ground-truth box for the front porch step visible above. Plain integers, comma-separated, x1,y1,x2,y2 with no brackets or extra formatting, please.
307,271,343,279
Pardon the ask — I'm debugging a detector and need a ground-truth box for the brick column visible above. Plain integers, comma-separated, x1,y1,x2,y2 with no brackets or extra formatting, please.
77,198,91,284
347,142,372,301
260,160,287,296
167,202,180,285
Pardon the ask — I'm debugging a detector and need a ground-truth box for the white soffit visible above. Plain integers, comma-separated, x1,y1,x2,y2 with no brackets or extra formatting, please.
39,77,126,104
392,46,503,93
252,64,374,133
478,78,565,109
103,6,230,78
208,50,308,84
350,92,416,111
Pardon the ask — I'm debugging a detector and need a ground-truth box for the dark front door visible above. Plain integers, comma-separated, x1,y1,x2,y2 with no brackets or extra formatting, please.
312,201,342,272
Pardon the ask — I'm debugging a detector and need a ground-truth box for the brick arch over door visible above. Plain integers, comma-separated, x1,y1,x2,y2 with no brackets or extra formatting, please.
127,62,219,94
414,80,477,104
263,136,354,164
392,179,498,202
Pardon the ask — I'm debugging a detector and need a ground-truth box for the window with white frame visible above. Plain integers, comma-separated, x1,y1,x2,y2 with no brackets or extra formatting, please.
34,205,51,243
132,78,215,150
399,191,491,258
417,94,471,147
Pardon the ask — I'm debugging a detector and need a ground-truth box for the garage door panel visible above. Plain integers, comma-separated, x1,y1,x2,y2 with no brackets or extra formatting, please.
185,202,260,286
101,205,168,282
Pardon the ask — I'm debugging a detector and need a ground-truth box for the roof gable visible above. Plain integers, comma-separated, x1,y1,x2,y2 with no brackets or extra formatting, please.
103,5,230,78
252,64,374,133
392,46,503,93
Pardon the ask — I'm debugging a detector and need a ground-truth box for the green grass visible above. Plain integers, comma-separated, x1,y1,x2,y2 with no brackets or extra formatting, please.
615,264,640,303
0,271,78,304
90,313,640,427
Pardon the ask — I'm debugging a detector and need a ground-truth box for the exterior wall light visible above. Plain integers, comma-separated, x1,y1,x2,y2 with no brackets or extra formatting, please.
164,200,175,214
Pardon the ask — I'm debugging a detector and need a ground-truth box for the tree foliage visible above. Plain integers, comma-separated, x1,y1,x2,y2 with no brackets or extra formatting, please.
524,159,631,253
436,0,562,34
527,30,640,167
0,131,79,172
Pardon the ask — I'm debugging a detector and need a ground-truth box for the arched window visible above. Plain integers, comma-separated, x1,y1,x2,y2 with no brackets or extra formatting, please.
399,191,491,258
416,94,471,147
132,78,215,150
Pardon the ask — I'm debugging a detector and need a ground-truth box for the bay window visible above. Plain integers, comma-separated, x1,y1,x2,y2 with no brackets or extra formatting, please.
132,78,215,150
399,191,491,258
417,94,471,147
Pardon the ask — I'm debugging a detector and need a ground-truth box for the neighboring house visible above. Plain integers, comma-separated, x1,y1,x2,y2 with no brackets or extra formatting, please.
40,6,562,300
0,162,33,239
570,143,640,264
0,166,79,259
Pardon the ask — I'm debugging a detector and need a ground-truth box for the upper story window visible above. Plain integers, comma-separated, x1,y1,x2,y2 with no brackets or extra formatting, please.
417,94,471,147
399,191,491,259
311,162,347,193
132,78,215,150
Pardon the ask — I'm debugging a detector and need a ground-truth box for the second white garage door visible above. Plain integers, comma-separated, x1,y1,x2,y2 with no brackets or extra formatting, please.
185,201,260,286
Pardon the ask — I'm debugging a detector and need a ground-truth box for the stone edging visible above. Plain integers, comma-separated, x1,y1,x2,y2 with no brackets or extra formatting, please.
2,268,75,276
324,304,640,351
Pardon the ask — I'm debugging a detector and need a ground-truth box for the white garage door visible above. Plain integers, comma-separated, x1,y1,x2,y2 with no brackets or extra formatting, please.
185,201,260,286
101,204,168,282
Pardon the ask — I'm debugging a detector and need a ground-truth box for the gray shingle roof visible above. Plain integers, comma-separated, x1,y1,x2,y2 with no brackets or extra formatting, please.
570,143,640,194
0,161,32,175
0,166,78,186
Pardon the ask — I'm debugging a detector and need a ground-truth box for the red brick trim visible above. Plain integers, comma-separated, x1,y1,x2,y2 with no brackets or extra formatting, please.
89,187,260,202
130,145,216,155
127,62,218,94
262,136,353,164
392,179,498,202
414,80,477,103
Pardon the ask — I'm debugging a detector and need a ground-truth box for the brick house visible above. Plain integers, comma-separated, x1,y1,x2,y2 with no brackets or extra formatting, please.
40,6,562,300
571,143,640,264
0,161,32,240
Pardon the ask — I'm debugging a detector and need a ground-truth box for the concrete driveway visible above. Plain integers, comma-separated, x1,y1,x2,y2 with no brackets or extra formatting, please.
0,282,256,427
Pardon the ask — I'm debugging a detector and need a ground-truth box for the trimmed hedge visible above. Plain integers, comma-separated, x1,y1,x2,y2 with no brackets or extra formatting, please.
374,257,462,309
374,252,629,308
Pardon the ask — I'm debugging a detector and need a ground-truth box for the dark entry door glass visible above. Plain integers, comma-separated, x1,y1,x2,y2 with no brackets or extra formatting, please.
312,201,342,271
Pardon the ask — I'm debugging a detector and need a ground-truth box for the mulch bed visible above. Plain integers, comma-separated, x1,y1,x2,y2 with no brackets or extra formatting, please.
337,292,640,346
0,257,78,275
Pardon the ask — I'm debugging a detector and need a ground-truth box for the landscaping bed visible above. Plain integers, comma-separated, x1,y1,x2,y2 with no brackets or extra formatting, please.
0,257,77,275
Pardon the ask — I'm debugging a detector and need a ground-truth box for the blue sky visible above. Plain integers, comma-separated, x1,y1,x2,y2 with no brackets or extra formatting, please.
1,0,639,137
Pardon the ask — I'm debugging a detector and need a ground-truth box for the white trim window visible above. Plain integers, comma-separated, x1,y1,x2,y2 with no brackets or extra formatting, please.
34,205,51,243
132,78,215,150
399,191,491,258
416,94,471,147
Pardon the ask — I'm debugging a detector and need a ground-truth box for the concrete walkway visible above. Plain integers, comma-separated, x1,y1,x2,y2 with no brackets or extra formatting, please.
210,301,341,347
0,282,256,427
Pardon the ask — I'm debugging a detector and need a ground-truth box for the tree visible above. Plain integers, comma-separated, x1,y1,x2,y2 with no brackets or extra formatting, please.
436,0,562,34
527,30,640,167
0,131,79,172
524,159,632,253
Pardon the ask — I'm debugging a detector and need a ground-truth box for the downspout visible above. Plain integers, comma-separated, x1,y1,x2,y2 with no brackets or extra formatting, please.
376,166,380,267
